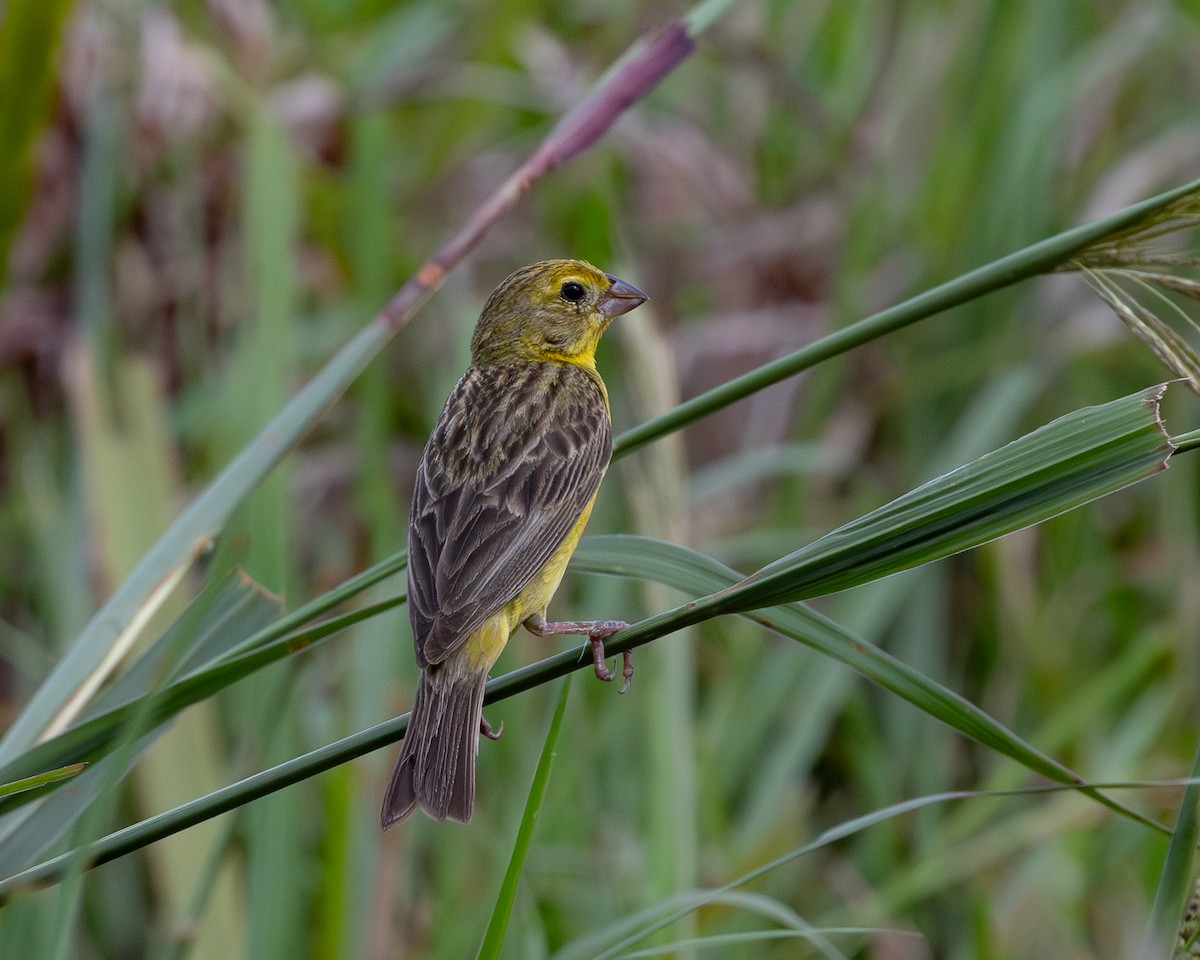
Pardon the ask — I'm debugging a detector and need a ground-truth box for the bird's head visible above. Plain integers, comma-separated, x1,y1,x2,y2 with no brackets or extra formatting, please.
470,259,648,367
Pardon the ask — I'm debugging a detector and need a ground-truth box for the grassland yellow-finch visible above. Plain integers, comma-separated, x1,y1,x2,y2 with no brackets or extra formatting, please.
381,259,648,826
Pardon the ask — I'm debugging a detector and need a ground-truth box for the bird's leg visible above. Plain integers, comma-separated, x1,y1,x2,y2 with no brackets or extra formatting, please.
480,715,504,741
524,614,633,694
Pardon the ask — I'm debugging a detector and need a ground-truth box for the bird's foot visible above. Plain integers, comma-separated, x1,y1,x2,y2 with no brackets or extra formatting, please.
524,615,633,693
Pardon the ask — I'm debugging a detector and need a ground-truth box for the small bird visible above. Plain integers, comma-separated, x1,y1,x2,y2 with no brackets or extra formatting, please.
381,259,648,827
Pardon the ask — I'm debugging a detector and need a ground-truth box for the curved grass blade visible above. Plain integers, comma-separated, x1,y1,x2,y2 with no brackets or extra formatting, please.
0,531,1156,898
0,551,408,820
555,890,857,960
476,676,572,960
564,776,1200,960
613,929,879,959
571,537,1091,791
613,180,1200,459
0,713,412,899
0,331,385,765
558,789,1013,960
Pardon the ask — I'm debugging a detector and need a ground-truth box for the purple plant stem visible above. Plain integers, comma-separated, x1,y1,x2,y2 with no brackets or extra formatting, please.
377,21,694,329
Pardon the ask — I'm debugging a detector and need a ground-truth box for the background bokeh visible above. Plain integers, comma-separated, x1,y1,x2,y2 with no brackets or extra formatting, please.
2,1,1200,957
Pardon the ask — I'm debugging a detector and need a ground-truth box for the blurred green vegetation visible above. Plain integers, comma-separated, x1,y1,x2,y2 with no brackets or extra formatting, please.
2,0,1200,958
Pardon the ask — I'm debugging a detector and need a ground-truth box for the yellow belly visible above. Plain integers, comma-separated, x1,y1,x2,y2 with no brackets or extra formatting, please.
462,494,598,672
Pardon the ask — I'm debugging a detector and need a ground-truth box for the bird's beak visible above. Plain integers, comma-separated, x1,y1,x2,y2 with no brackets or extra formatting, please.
599,274,649,319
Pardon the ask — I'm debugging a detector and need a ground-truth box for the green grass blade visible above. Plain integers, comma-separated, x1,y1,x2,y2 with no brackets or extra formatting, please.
612,179,1200,460
0,325,390,765
0,743,162,895
0,573,282,873
0,550,406,805
0,385,1177,889
92,567,283,717
1142,742,1200,960
0,596,399,814
724,384,1174,609
1175,428,1200,454
571,790,993,960
0,765,85,801
570,536,1080,785
551,890,856,960
0,521,1162,897
0,715,411,899
0,0,72,276
476,676,572,960
574,777,1200,960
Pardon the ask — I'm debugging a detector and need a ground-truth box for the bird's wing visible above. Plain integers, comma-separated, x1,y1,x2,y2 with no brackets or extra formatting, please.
407,363,611,667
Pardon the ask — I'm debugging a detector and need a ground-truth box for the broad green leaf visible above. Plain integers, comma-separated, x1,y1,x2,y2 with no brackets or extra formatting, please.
572,536,1079,787
724,385,1174,609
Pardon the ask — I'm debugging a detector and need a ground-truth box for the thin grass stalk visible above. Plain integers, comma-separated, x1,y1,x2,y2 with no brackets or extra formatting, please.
568,784,1113,960
577,775,1200,960
476,676,572,960
612,177,1200,459
1174,429,1200,454
0,765,85,800
618,307,698,939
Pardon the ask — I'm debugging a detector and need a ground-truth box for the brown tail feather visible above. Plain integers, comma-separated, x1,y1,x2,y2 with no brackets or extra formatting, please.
380,665,486,827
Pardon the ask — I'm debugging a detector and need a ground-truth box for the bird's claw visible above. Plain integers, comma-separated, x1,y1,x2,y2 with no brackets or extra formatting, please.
480,715,504,741
619,650,633,695
587,623,633,694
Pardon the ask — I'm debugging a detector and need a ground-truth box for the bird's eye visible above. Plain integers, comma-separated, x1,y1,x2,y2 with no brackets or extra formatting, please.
559,280,587,303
